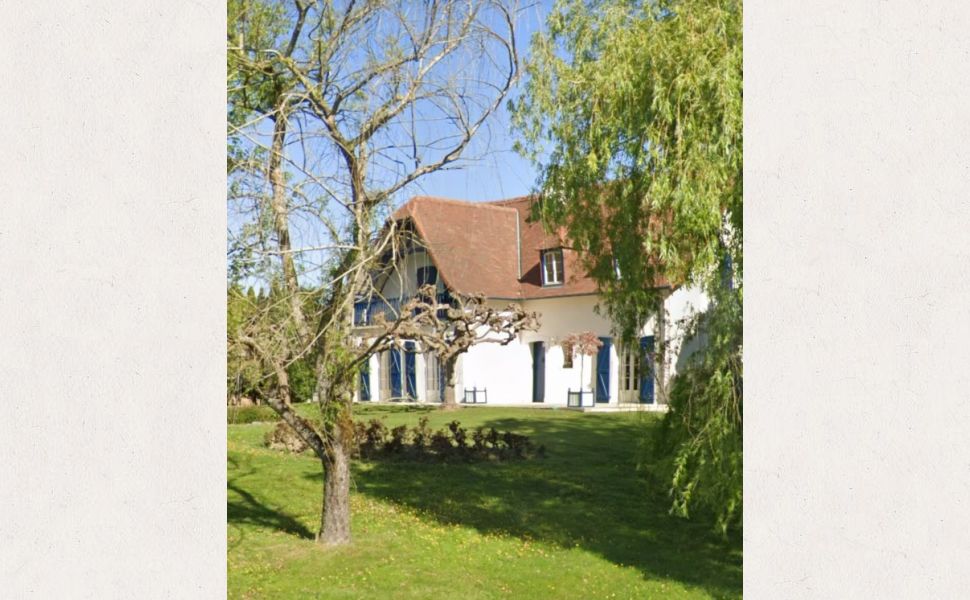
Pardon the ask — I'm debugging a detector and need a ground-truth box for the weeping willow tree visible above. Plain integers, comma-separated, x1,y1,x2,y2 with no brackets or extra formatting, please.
511,0,741,533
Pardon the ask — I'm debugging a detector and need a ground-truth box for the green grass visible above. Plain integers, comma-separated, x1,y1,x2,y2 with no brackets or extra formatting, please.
228,405,741,599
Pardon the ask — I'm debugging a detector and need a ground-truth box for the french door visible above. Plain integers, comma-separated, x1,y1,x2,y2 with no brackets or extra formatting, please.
619,344,640,403
425,352,442,403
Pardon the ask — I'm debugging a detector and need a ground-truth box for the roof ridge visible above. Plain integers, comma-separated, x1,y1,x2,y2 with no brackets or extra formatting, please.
482,194,537,206
404,195,519,213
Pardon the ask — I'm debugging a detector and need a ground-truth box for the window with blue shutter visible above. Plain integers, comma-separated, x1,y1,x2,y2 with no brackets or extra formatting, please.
404,341,417,399
438,360,446,402
389,347,402,398
531,342,545,402
359,360,371,401
639,336,654,404
596,337,612,403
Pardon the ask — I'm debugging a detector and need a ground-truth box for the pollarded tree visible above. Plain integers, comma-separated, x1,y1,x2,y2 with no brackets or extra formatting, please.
370,285,540,410
511,0,742,532
228,0,520,545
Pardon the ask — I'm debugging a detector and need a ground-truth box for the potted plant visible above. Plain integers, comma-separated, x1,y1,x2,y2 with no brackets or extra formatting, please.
561,331,603,407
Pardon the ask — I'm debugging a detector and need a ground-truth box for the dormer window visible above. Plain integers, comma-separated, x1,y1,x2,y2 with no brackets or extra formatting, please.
541,248,564,286
416,265,438,288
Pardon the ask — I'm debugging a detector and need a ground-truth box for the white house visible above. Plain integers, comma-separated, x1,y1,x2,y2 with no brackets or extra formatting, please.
353,195,707,409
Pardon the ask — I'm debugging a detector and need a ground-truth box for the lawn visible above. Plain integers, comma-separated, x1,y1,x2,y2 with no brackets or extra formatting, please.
228,405,742,599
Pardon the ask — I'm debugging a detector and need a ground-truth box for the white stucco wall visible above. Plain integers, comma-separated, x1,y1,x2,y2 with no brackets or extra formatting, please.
520,295,639,406
663,284,710,378
460,338,533,404
359,252,710,406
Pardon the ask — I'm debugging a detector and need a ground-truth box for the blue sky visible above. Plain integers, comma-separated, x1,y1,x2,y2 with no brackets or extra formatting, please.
228,2,554,285
392,1,550,203
408,123,539,202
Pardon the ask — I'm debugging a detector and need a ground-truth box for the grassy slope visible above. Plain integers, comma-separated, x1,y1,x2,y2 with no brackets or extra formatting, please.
228,405,741,599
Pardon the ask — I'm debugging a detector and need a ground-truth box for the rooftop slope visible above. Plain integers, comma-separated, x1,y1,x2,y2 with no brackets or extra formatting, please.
392,196,521,298
392,195,668,300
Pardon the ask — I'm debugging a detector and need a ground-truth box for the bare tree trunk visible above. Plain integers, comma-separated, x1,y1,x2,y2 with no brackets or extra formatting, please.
238,334,296,407
318,395,353,546
274,358,293,408
441,356,459,411
267,100,310,343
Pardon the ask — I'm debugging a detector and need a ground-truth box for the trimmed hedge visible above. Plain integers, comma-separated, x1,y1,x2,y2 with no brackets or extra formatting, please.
227,405,281,424
265,416,545,462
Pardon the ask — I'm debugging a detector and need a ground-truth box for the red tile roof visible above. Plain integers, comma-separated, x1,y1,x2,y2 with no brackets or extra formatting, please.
391,195,664,300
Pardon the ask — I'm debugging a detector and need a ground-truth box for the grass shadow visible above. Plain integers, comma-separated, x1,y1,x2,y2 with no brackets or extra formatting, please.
350,412,741,598
228,456,315,541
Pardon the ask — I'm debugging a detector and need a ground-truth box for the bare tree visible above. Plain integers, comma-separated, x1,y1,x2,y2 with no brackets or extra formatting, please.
227,0,519,546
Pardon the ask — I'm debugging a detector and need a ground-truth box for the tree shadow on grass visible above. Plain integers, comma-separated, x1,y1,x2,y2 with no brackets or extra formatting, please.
228,456,315,542
349,414,742,599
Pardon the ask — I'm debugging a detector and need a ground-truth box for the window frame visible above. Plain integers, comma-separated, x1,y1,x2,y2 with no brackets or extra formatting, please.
379,350,390,399
540,248,565,287
621,345,640,392
425,352,440,400
416,265,438,289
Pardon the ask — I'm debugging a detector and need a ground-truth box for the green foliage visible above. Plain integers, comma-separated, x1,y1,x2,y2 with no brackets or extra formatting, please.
511,0,742,338
286,358,316,403
512,0,743,531
227,0,289,130
227,285,269,402
649,281,742,535
228,284,320,403
228,405,281,425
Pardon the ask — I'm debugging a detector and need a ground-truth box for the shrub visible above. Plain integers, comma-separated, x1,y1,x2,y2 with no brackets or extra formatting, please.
447,420,468,450
385,425,409,454
267,416,543,463
361,419,388,455
429,430,454,455
471,427,488,452
264,419,321,453
485,427,500,447
411,417,432,451
501,432,532,459
286,359,316,403
228,405,280,424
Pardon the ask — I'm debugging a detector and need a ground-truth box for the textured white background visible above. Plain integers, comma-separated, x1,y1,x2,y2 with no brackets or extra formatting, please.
746,1,970,597
0,2,226,598
2,1,970,598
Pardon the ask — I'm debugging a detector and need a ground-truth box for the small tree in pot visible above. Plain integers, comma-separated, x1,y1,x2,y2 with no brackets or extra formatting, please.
560,331,603,406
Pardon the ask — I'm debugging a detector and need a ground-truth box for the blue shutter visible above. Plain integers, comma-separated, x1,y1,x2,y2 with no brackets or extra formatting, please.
721,253,734,290
639,336,654,404
359,360,371,401
596,337,612,403
438,356,446,402
404,341,417,399
390,347,402,398
531,342,545,403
